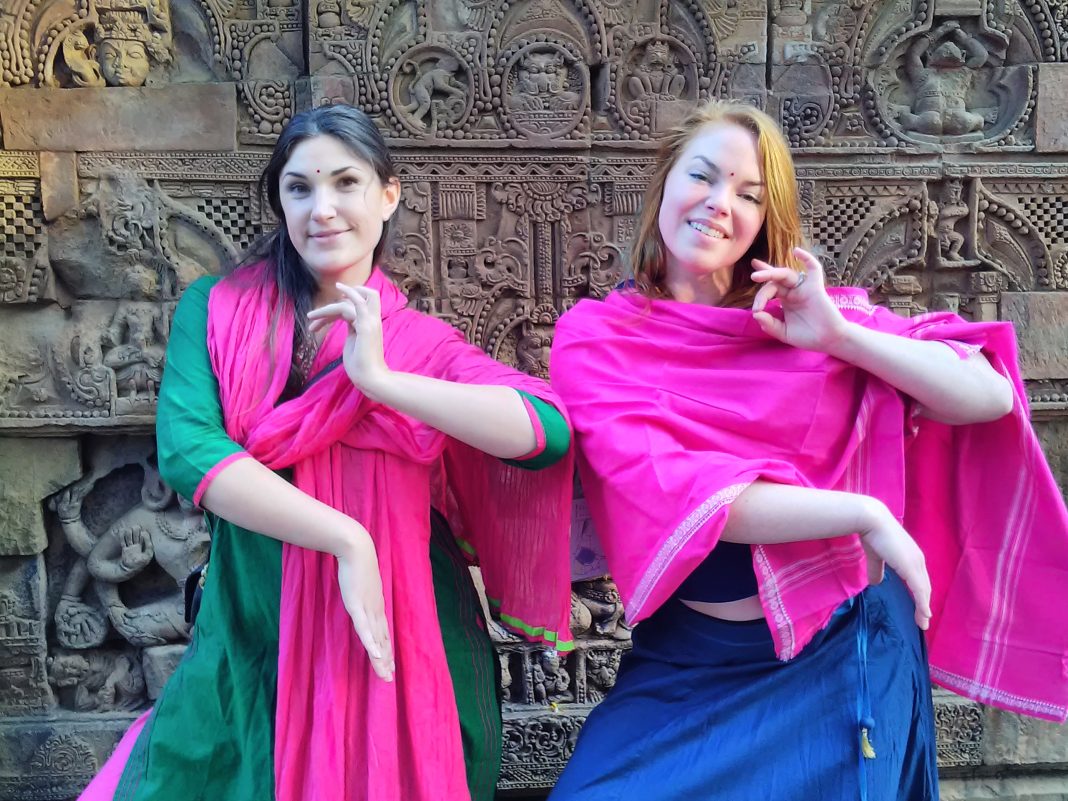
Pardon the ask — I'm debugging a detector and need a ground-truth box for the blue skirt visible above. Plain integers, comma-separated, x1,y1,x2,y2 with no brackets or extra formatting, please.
550,571,938,801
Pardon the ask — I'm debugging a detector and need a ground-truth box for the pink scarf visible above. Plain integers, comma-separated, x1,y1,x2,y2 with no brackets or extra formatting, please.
551,287,1068,722
207,264,574,800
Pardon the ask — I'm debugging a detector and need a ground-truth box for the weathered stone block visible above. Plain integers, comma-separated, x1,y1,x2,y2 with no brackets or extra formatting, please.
982,707,1068,767
1033,419,1068,498
1000,293,1068,381
38,153,79,223
1037,64,1068,153
0,85,237,152
940,775,1068,801
0,438,81,555
141,644,186,700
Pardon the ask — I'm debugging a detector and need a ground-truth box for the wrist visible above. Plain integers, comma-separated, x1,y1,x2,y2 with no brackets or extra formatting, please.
358,366,396,403
820,319,863,359
854,494,890,536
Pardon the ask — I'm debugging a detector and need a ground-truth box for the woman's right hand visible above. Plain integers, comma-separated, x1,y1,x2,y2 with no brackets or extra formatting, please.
335,528,394,681
856,499,932,630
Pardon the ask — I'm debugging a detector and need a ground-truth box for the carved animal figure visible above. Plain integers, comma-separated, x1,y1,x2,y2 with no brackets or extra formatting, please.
399,55,466,129
47,649,145,712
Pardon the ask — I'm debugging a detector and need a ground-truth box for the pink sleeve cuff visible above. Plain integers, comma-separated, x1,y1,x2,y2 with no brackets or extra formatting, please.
193,451,252,507
512,395,547,461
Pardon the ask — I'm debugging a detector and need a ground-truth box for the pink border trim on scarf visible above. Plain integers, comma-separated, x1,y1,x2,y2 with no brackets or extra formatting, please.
626,482,750,621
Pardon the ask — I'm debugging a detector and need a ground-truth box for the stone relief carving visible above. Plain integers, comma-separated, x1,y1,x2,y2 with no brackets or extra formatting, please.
47,647,145,712
1,0,1068,796
49,455,209,651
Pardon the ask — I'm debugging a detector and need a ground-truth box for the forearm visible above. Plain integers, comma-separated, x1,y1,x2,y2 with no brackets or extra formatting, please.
200,457,366,558
825,322,1013,424
720,481,883,544
364,372,536,458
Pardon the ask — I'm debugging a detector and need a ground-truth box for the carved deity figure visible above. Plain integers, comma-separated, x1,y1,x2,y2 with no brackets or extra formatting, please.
512,51,579,112
898,22,989,137
584,650,621,702
629,41,686,99
47,648,145,712
399,55,467,130
532,650,573,704
102,304,166,402
935,178,970,262
52,461,210,650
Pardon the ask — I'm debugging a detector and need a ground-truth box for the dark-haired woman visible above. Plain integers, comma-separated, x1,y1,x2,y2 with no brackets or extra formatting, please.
79,104,575,801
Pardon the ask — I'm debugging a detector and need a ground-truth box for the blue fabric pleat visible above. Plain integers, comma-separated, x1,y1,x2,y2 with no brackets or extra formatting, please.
549,571,938,801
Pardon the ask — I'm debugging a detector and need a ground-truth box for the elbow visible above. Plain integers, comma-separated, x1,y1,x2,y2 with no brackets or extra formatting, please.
975,373,1015,422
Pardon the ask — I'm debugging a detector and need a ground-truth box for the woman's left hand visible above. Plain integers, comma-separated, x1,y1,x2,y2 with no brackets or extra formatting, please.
751,247,850,353
308,282,392,397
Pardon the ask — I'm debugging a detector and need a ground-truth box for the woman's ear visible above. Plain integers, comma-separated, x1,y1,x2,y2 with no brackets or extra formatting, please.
382,176,401,221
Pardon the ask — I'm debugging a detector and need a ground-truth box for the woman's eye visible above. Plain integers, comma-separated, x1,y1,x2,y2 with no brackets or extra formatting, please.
689,172,711,184
339,176,360,188
740,193,762,204
286,183,308,195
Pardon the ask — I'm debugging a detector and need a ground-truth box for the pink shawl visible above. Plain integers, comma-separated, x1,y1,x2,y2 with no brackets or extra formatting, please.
551,287,1068,722
207,264,574,800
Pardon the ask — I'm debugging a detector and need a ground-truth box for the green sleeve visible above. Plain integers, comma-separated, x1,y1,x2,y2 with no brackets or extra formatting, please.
156,275,247,502
504,390,571,471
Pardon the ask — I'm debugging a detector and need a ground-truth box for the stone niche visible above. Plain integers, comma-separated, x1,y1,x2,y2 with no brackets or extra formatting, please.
1,0,1067,799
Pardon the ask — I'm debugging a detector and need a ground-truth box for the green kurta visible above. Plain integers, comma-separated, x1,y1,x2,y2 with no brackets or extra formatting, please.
115,276,568,800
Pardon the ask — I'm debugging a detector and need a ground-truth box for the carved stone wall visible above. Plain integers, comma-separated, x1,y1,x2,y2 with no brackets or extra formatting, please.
0,0,1066,798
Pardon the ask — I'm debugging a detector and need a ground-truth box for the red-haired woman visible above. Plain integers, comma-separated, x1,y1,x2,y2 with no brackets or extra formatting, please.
550,100,1068,800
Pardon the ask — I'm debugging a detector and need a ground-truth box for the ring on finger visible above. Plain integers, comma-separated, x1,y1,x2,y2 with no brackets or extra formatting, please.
794,270,807,289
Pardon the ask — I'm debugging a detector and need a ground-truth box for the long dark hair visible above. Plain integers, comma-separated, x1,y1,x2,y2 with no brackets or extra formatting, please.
234,104,398,350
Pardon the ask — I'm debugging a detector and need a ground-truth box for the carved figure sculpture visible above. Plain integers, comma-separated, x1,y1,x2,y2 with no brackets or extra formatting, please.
512,51,578,112
584,650,621,702
399,55,466,129
935,178,969,262
47,649,145,712
102,304,166,403
571,579,631,640
898,22,989,137
52,462,210,649
532,650,573,704
629,41,685,99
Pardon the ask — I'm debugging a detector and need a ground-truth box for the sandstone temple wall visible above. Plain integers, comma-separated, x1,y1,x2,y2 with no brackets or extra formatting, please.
0,0,1066,797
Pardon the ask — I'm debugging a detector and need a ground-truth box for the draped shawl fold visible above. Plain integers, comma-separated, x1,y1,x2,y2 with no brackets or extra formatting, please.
207,264,574,800
550,287,1068,722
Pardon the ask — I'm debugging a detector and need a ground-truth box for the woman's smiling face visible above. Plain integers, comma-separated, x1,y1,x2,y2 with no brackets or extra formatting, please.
279,134,400,289
658,122,768,291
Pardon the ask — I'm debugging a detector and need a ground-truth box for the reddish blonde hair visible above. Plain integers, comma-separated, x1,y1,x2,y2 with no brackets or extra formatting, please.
631,100,804,308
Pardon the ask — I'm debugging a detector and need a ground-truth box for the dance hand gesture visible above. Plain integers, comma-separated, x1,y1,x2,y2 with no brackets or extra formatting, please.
857,502,932,630
751,247,850,353
336,527,395,681
308,282,391,398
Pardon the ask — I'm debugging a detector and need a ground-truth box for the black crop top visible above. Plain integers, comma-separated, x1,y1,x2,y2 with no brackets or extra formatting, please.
675,540,759,603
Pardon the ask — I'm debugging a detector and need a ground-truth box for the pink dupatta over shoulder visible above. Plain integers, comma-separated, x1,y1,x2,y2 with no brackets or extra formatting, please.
551,287,1068,722
207,264,573,800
